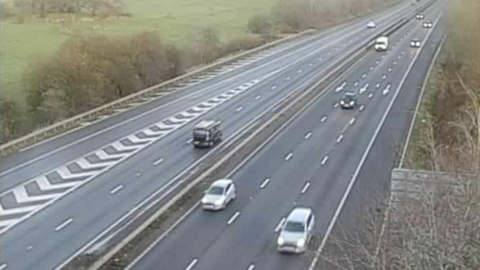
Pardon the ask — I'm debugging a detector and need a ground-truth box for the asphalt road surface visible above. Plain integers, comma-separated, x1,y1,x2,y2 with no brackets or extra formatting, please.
0,1,443,270
121,2,447,270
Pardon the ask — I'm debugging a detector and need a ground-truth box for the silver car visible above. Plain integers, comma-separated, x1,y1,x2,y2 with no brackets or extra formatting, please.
367,21,376,28
201,179,236,211
277,207,315,254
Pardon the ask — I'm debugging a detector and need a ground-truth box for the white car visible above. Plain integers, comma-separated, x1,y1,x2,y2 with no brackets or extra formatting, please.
423,20,433,28
410,38,421,48
374,36,389,51
277,207,315,254
416,13,425,20
201,179,236,210
367,21,376,28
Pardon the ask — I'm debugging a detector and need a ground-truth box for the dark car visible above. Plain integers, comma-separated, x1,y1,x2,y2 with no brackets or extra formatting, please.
340,92,358,109
193,120,222,148
416,13,425,20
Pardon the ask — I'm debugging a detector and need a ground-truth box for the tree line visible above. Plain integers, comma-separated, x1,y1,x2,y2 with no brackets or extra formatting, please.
12,0,125,17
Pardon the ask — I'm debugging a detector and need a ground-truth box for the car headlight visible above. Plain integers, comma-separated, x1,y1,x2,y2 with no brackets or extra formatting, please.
277,237,284,246
296,238,305,247
340,100,345,105
214,199,224,206
201,197,208,204
349,101,354,105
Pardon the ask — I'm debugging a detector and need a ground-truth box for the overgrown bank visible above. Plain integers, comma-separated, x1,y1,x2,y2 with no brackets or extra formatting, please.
405,0,480,171
0,0,402,145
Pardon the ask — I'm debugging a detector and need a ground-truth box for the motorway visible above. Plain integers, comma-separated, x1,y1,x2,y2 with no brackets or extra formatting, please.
0,0,442,270
123,2,447,270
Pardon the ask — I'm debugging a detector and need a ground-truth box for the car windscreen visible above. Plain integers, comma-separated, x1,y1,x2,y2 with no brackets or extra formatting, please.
207,186,224,195
342,94,355,102
284,221,305,233
193,129,209,138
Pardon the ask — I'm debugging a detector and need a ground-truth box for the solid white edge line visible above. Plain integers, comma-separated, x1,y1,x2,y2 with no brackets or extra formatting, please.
153,158,164,166
308,13,443,270
285,152,293,161
227,212,241,225
110,185,124,195
301,182,311,194
399,37,445,168
185,258,199,270
55,218,74,232
275,218,286,232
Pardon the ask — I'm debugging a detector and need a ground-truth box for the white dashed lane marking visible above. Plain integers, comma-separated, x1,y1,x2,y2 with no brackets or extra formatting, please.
321,156,329,165
227,212,241,225
275,218,286,232
153,158,164,166
260,178,270,189
55,218,73,232
301,182,311,194
185,259,198,270
110,185,124,195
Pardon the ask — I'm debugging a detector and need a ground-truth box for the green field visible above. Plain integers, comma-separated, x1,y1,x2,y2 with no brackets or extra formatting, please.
0,0,277,102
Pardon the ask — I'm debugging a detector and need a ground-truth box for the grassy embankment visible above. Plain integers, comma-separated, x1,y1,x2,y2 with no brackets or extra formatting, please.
0,0,276,102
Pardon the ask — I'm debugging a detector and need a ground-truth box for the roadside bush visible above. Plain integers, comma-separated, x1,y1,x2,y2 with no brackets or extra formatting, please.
25,32,182,126
248,14,273,35
219,36,266,58
0,99,26,144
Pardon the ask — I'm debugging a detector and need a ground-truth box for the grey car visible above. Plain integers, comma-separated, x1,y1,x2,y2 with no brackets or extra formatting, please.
277,207,315,254
340,92,358,109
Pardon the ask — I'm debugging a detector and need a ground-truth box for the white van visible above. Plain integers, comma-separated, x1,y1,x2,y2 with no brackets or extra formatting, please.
374,36,389,51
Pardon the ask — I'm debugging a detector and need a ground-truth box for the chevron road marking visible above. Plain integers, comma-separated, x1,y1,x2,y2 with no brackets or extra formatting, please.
0,75,271,234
